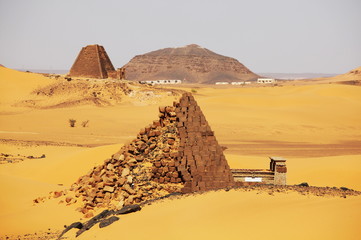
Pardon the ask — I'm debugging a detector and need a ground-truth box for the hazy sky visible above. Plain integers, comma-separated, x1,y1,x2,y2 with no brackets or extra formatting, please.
0,0,360,73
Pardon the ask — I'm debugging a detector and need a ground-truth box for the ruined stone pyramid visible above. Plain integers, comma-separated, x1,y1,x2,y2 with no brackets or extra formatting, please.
69,44,115,79
69,93,234,214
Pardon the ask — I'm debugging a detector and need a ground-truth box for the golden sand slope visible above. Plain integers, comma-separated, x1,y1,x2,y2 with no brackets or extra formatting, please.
0,144,121,235
72,190,361,240
0,67,56,107
288,66,361,85
196,84,361,143
1,142,360,237
320,66,361,82
1,84,360,153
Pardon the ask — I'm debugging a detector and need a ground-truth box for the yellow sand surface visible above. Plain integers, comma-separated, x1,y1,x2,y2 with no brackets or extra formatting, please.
1,67,361,239
194,84,361,145
72,190,361,240
0,67,56,108
0,144,121,235
1,83,360,151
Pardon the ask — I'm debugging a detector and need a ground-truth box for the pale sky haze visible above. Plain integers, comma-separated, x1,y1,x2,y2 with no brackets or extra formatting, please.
0,0,360,74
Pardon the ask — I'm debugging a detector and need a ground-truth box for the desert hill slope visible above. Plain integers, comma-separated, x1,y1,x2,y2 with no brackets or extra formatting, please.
0,67,57,106
123,44,259,84
0,67,182,110
293,66,361,85
334,66,361,80
331,66,361,84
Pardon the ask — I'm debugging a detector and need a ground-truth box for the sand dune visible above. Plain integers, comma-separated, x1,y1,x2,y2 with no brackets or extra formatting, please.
1,83,360,151
0,67,56,108
286,66,361,85
1,67,361,239
321,66,361,82
72,190,361,240
0,144,121,235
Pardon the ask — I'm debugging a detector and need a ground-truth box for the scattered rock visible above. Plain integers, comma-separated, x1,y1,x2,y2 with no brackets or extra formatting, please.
77,210,114,236
53,191,63,198
103,186,115,193
115,204,141,215
298,182,309,187
0,152,47,164
121,168,130,177
57,222,83,240
99,216,120,228
84,212,94,218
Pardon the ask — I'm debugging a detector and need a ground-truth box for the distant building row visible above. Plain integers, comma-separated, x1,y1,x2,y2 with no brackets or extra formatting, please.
257,78,276,83
215,81,252,85
215,78,276,85
139,80,182,85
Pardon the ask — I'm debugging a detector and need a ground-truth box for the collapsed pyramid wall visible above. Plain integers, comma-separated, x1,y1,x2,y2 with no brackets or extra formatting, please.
174,93,235,192
67,93,234,215
69,45,116,79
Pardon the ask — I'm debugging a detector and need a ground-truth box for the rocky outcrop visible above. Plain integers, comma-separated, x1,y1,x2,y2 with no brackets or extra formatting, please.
123,44,259,84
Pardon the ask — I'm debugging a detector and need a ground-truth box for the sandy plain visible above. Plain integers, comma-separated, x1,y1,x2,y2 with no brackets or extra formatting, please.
0,66,361,239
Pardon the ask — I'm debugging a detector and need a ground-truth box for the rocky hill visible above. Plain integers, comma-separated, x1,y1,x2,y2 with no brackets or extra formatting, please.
122,44,259,84
305,66,361,86
335,66,361,80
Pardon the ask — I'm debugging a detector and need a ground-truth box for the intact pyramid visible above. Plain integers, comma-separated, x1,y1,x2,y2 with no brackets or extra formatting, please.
69,44,115,79
68,93,235,213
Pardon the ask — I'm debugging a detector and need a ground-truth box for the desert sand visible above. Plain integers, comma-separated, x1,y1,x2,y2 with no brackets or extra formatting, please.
0,67,361,239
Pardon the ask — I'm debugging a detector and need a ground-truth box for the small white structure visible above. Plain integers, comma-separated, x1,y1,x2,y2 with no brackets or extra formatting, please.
244,177,263,182
231,82,245,85
139,80,182,85
244,81,252,84
257,78,276,84
215,82,229,85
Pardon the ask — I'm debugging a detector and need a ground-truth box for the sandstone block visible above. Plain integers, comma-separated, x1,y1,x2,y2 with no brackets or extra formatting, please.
121,168,130,177
54,191,63,198
127,176,133,184
84,212,94,218
104,186,115,193
159,106,166,113
123,184,136,195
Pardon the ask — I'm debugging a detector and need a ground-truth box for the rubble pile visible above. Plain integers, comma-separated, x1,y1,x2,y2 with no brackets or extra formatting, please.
60,93,235,216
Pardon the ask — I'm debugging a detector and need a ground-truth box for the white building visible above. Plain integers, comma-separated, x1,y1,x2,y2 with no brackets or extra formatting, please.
215,82,229,85
257,78,276,84
231,82,245,85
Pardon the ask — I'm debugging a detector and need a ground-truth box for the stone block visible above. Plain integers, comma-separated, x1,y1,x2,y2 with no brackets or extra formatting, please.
103,186,115,193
